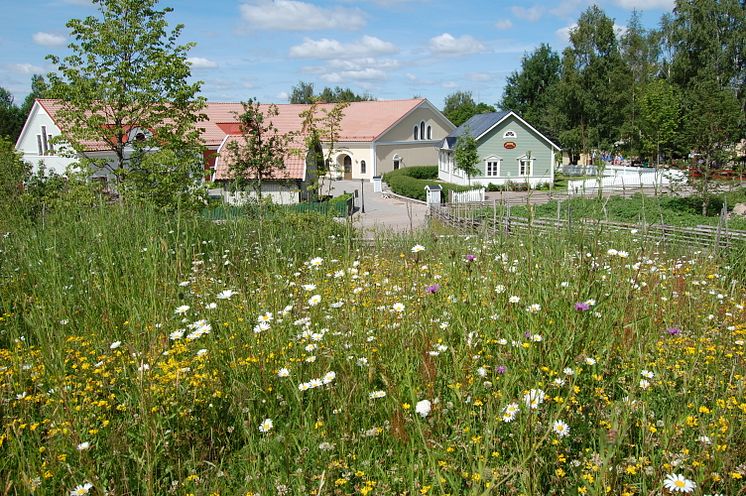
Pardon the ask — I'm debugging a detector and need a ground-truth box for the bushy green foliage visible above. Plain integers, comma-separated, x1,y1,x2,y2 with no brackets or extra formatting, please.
383,166,470,202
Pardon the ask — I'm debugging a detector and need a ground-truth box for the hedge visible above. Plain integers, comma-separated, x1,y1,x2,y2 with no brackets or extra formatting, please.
382,166,471,202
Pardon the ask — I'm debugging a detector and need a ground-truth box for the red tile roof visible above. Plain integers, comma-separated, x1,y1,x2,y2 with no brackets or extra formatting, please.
36,98,427,181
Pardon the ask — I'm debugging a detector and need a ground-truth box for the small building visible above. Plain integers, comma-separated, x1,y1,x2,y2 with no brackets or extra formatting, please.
438,111,560,188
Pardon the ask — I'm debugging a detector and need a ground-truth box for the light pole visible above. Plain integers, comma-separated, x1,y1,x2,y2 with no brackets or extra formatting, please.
360,178,365,213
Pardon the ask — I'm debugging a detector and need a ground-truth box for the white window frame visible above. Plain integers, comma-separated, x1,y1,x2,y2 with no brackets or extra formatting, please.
518,155,533,176
393,154,402,170
503,129,517,139
484,156,501,177
439,151,448,172
360,160,366,174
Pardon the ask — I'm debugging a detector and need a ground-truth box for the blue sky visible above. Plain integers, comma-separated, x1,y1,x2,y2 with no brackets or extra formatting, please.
1,0,674,109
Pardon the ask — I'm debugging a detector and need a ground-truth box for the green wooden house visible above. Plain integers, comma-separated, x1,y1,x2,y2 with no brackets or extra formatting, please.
438,111,560,188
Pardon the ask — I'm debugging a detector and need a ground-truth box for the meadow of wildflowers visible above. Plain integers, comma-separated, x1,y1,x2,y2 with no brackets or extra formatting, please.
0,205,744,495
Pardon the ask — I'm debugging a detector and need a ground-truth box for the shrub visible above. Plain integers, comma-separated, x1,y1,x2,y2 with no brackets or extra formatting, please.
383,166,470,202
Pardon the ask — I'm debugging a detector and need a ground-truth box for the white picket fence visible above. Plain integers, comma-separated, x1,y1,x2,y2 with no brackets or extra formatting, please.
451,188,485,203
568,169,687,196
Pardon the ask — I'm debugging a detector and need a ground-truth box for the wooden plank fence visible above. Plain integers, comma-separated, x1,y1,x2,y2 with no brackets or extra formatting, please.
429,203,746,250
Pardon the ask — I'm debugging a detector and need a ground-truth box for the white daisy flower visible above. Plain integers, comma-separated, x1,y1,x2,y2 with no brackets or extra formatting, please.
369,390,386,399
552,420,570,437
110,341,121,350
174,305,190,315
411,244,425,253
662,473,696,493
216,289,236,300
258,418,273,433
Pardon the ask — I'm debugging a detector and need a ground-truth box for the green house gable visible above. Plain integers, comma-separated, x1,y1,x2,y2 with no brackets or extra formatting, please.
474,115,555,179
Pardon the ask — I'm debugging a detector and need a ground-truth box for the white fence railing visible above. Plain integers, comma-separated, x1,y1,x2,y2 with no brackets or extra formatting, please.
568,169,687,196
451,188,485,203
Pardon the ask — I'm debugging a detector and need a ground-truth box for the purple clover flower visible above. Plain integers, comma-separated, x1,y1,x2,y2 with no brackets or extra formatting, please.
666,327,681,336
426,284,441,294
465,254,476,263
496,365,507,374
575,302,591,312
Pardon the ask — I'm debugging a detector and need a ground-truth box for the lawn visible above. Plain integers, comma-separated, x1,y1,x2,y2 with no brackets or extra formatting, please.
1,205,745,495
509,189,746,231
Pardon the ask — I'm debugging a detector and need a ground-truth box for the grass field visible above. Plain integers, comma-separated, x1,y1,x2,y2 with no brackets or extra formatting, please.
509,189,746,231
1,205,745,495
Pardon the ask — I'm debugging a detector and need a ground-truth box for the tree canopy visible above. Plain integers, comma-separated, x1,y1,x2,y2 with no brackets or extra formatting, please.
443,91,496,127
289,81,373,104
46,0,206,176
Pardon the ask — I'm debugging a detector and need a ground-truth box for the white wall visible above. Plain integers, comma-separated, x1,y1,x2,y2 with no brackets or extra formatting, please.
16,103,79,175
221,182,301,205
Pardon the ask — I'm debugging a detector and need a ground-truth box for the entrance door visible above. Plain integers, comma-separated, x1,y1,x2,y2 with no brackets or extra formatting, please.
343,155,352,179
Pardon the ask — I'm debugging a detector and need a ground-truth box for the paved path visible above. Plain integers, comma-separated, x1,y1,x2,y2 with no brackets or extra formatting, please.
329,179,428,234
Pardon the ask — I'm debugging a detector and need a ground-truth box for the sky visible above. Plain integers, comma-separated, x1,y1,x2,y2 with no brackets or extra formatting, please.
0,0,675,110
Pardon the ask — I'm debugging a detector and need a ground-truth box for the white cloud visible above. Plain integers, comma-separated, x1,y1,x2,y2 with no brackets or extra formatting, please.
511,5,542,21
442,81,459,89
614,0,674,9
322,68,386,83
428,33,485,56
186,57,218,69
495,19,513,30
468,72,492,82
277,91,289,101
290,36,398,59
33,32,66,47
11,63,44,75
240,0,365,31
555,23,577,43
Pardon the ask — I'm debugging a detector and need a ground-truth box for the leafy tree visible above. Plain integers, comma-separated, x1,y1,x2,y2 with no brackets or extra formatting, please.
453,129,480,185
0,136,30,221
122,149,207,212
499,43,561,132
317,86,373,103
682,80,743,215
618,11,662,156
0,87,23,140
46,0,206,178
668,0,745,114
638,79,681,167
290,81,373,104
557,5,628,161
225,99,295,200
290,81,316,104
443,91,495,127
20,75,50,121
299,101,349,197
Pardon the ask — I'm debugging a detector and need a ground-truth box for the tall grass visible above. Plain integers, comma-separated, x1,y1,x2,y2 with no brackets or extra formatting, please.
1,205,744,495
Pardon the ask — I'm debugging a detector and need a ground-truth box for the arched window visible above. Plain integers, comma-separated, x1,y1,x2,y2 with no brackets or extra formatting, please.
413,126,419,140
360,160,366,174
419,121,425,140
426,125,432,140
